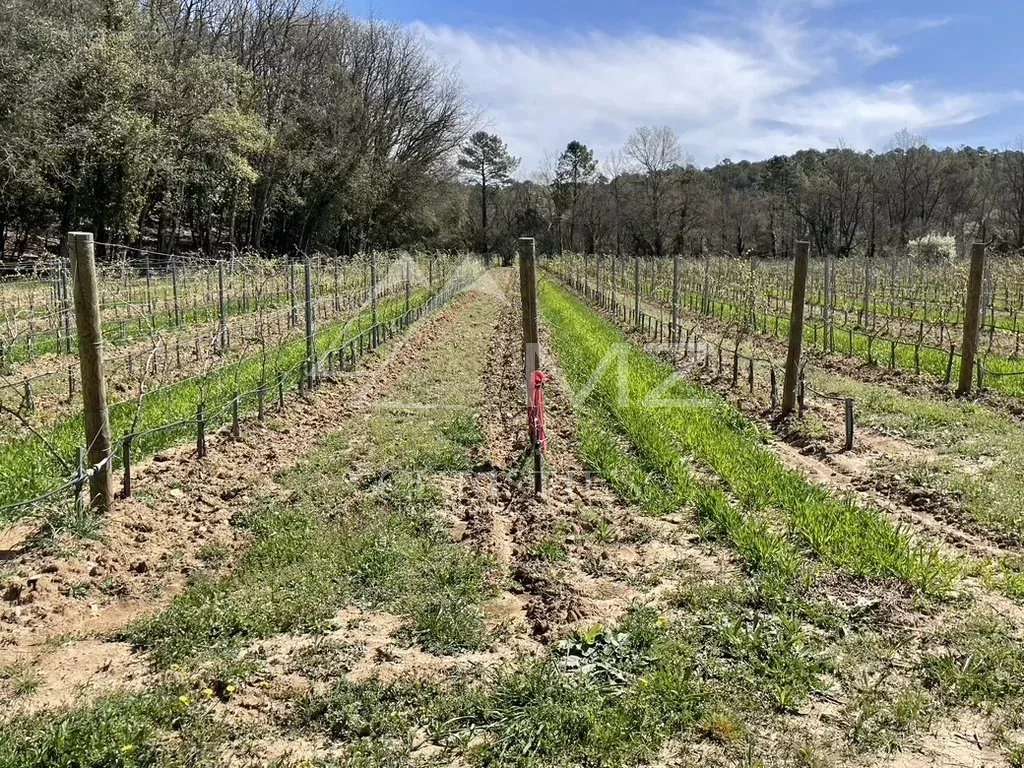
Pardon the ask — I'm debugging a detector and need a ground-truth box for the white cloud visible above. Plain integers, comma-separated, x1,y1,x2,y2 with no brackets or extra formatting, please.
411,11,1016,172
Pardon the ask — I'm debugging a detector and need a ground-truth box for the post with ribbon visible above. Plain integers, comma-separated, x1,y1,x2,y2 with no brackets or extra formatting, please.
519,237,545,494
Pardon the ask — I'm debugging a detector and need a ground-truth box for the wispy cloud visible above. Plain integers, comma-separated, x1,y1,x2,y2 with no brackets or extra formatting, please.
413,7,1015,171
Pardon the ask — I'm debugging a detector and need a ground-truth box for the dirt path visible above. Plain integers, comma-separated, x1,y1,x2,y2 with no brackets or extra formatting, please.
0,282,470,714
465,271,739,646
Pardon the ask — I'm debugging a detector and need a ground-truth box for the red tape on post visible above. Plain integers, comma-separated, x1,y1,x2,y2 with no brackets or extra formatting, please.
529,370,549,452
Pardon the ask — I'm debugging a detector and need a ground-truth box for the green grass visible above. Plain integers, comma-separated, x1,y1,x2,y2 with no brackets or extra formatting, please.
297,604,834,767
841,612,1024,755
0,690,221,768
129,434,495,667
921,615,1024,708
540,279,956,596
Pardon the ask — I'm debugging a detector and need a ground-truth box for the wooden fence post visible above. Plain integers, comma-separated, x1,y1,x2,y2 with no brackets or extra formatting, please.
405,258,411,321
671,251,680,344
196,403,207,457
304,254,317,385
289,261,298,328
70,232,114,511
171,259,181,327
217,260,228,351
59,263,73,353
122,434,133,498
956,242,986,396
519,237,542,495
370,255,378,348
633,255,640,326
782,241,810,416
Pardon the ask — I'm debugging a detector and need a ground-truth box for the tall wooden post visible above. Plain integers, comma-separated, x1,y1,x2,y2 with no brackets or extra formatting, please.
404,258,411,318
304,255,317,385
610,254,616,309
333,259,341,312
633,255,640,326
289,262,297,328
69,232,113,510
957,242,986,396
519,237,542,494
370,255,378,347
171,259,181,327
781,241,810,415
217,261,228,350
671,251,680,343
59,262,73,353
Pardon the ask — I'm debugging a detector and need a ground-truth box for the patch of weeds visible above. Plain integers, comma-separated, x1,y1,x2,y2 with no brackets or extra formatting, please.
579,508,619,545
0,662,41,698
528,535,567,563
697,709,746,745
847,680,935,752
921,614,1024,707
708,608,832,713
196,542,231,565
977,556,1024,603
442,411,484,450
41,504,102,547
65,581,92,598
99,577,128,597
297,602,838,768
791,412,829,443
288,638,363,682
620,520,655,546
465,609,700,767
296,678,438,742
670,579,749,612
130,474,495,665
360,408,478,472
0,690,221,768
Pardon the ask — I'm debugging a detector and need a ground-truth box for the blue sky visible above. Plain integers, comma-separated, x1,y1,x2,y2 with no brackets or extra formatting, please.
352,0,1024,172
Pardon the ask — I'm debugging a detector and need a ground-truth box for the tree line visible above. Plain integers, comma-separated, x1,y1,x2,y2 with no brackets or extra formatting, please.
460,128,1024,264
0,0,468,263
2,1,1023,267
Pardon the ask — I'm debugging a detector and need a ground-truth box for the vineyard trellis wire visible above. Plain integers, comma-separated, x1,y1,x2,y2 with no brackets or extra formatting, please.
0,245,482,522
563,251,1024,399
545,253,1020,453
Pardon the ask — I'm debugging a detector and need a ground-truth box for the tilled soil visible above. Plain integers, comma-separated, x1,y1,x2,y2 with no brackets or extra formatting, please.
0,284,474,715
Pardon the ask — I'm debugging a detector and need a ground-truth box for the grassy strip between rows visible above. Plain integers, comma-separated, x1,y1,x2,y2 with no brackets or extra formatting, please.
540,278,957,596
0,289,432,516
